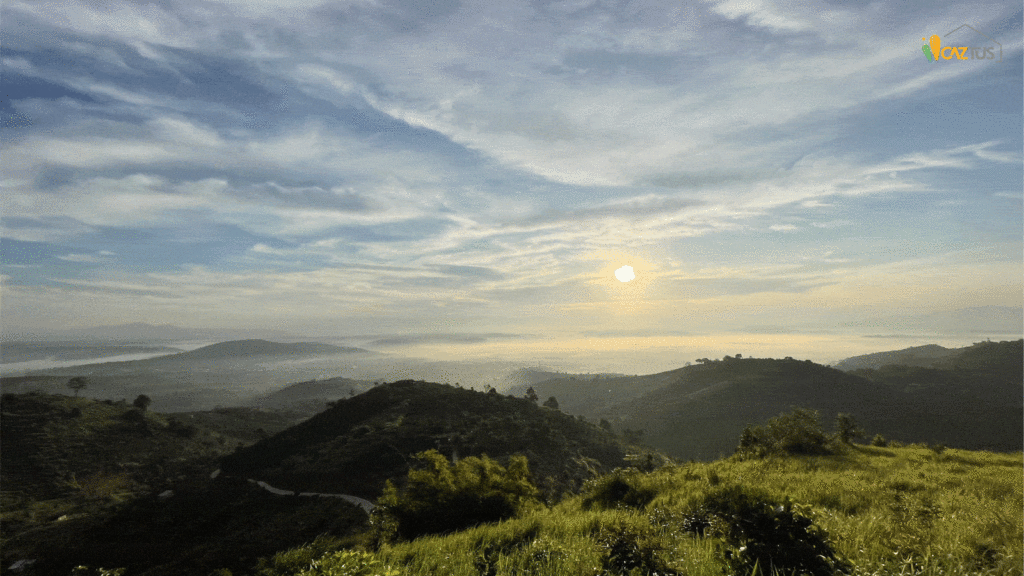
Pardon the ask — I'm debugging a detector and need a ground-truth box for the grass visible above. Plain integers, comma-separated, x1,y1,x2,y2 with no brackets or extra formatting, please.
260,444,1022,576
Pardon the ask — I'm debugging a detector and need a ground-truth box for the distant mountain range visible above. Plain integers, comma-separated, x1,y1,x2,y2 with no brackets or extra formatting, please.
165,339,370,360
1,322,301,343
832,343,957,371
516,340,1023,460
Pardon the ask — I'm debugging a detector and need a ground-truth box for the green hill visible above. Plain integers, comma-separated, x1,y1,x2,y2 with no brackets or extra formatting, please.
221,380,628,500
250,376,377,415
603,348,1022,460
505,367,688,417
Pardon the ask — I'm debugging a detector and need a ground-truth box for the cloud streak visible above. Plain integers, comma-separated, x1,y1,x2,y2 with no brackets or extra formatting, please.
1,0,1020,363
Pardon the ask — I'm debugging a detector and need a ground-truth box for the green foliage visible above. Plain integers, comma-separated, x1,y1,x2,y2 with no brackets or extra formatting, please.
132,394,152,411
685,485,850,576
834,413,864,444
67,376,89,396
581,470,658,511
870,434,888,447
372,449,540,541
256,535,347,576
737,408,835,457
295,550,400,576
542,396,559,410
596,521,679,575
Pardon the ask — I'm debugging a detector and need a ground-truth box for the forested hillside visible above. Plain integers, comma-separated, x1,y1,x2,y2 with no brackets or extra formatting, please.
221,380,628,500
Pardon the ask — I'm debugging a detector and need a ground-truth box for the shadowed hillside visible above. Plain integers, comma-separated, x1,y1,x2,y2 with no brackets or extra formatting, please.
605,345,1023,460
221,380,628,500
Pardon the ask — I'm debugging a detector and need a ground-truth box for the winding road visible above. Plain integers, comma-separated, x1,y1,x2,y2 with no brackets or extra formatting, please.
208,469,376,514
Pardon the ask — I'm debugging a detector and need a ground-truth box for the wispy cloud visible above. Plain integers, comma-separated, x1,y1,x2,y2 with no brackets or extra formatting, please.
1,0,1020,358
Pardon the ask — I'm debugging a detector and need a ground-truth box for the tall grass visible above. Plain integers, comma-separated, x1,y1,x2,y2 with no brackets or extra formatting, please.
261,446,1022,576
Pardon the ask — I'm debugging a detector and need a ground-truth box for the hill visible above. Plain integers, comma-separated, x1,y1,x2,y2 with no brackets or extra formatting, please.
0,340,377,412
0,393,342,576
505,366,688,417
221,380,628,500
832,340,1022,372
249,376,377,415
604,347,1023,460
0,342,183,365
167,339,370,360
832,344,955,371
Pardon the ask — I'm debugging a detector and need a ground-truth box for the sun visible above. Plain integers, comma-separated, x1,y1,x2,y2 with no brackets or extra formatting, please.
614,265,635,283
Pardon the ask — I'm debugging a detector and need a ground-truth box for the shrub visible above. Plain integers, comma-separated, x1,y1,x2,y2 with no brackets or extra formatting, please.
581,470,657,510
167,418,198,439
371,450,539,541
737,408,834,457
596,522,678,576
683,485,849,576
133,394,152,411
834,413,864,444
870,434,888,447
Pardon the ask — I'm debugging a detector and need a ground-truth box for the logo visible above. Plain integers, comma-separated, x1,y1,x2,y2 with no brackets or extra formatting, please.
922,24,1002,62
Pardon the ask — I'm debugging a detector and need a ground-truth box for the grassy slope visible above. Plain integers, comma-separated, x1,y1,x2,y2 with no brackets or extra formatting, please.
269,446,1023,576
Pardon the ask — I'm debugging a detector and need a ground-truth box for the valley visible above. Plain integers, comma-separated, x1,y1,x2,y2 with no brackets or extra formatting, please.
0,338,1021,575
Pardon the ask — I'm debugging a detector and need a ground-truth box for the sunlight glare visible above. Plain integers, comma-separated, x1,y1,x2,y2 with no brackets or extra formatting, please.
614,265,635,283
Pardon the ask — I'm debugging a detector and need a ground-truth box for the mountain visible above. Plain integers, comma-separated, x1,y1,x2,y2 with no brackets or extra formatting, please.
505,366,689,417
166,339,370,360
250,376,377,414
832,344,957,371
0,393,366,576
2,322,300,343
221,380,628,500
603,346,1023,460
0,342,183,365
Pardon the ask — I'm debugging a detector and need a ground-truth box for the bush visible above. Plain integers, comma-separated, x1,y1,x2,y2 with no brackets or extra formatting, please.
167,418,198,438
834,413,864,444
133,394,152,411
371,450,539,541
581,470,657,510
737,408,834,457
596,522,678,576
870,434,888,447
684,485,850,576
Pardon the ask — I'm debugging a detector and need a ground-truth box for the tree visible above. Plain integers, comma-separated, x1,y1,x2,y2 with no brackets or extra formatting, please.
542,396,559,410
525,387,539,403
599,419,614,433
67,377,89,397
736,408,833,457
372,450,539,541
834,413,865,444
132,394,152,411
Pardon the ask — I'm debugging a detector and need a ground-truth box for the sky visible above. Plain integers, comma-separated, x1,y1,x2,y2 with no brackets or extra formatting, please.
1,0,1022,370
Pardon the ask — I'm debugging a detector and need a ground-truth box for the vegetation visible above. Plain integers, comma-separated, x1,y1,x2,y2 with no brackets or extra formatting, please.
737,408,839,458
254,444,1022,576
67,376,89,397
4,343,1022,576
372,450,540,541
603,342,1022,460
221,381,627,500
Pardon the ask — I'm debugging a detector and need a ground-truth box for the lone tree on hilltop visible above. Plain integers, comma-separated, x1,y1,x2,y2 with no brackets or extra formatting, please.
542,396,559,410
525,387,539,403
133,394,152,411
67,376,89,397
